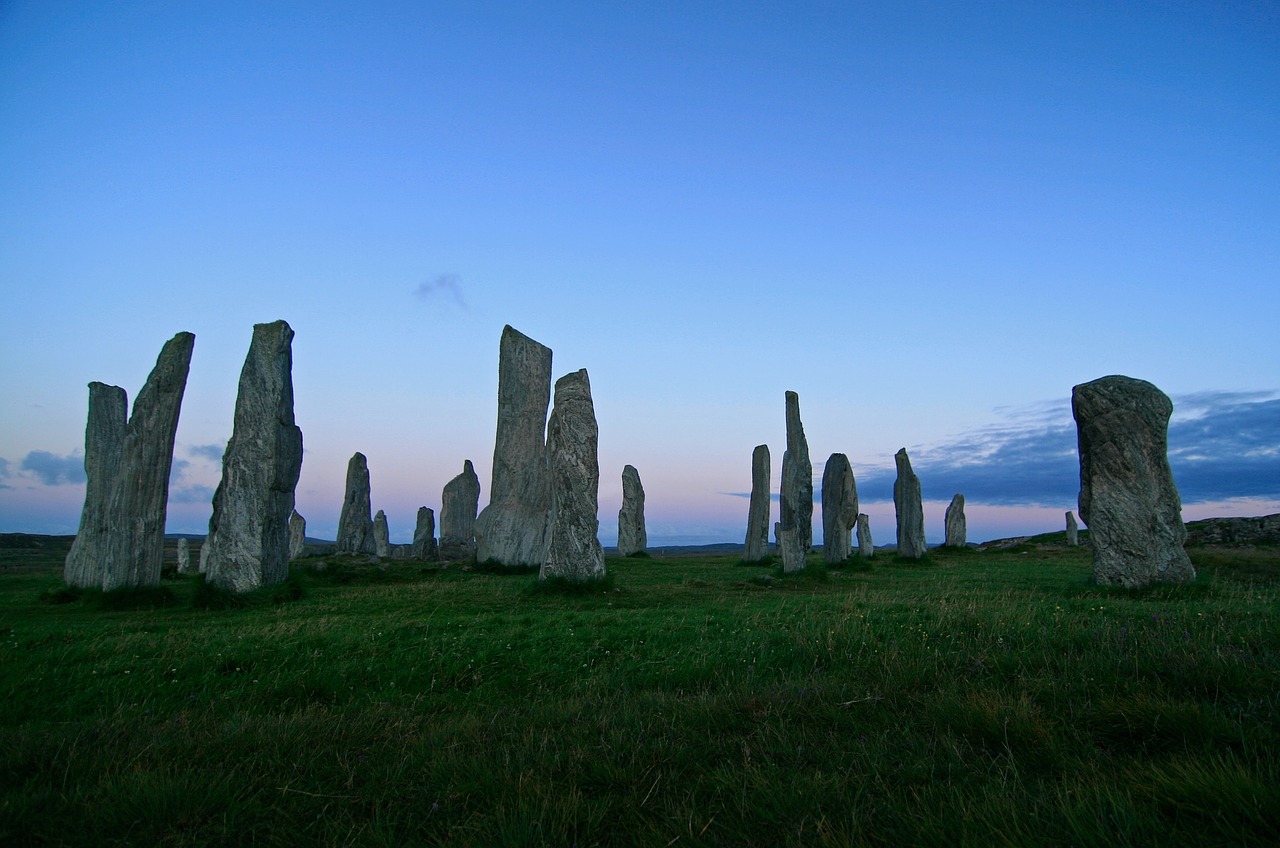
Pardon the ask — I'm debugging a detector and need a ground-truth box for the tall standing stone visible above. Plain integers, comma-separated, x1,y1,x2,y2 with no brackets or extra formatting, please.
289,509,307,560
337,452,376,554
821,453,859,563
541,369,605,581
779,391,813,554
373,510,390,558
474,325,553,566
779,527,806,573
893,448,926,559
64,382,128,588
1065,510,1079,546
944,493,966,548
617,464,647,557
440,460,481,560
1073,375,1195,587
412,507,438,560
856,513,874,557
176,537,194,574
743,445,771,562
203,320,304,593
100,332,195,591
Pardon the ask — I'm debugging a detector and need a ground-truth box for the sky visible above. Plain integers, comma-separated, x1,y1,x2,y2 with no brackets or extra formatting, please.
2,1,1278,546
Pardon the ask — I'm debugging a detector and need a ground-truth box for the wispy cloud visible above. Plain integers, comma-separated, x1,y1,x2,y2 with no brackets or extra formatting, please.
169,484,215,505
188,443,225,462
19,451,86,486
413,273,468,310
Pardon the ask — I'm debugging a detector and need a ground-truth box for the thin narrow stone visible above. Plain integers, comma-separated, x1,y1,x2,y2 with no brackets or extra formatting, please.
336,452,376,553
373,510,390,558
64,382,128,588
617,465,647,557
1065,511,1079,547
540,369,605,581
856,513,874,557
743,445,771,562
893,448,926,559
944,493,966,548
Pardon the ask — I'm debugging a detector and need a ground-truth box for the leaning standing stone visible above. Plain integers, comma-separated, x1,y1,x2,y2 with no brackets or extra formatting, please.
440,460,481,560
289,509,307,560
337,452,376,553
821,453,859,563
743,445,771,562
203,320,305,593
856,513,874,557
1073,375,1195,587
373,510,390,558
475,325,554,566
617,464,647,557
893,448,927,559
176,537,194,574
944,493,966,548
779,391,814,552
64,382,128,588
412,507,439,560
100,332,195,591
1065,510,1079,546
541,369,605,581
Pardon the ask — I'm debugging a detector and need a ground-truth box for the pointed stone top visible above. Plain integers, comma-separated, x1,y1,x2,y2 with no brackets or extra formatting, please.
895,448,913,471
375,509,386,518
462,459,474,474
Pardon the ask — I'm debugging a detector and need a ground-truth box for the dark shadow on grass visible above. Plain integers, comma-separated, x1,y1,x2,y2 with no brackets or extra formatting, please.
95,585,180,610
1063,573,1218,601
472,559,540,576
525,572,618,597
192,575,305,610
736,555,776,567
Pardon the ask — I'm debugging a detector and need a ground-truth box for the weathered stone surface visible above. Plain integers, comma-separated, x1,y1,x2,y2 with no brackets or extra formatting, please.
743,445,772,562
176,537,194,574
474,325,553,566
1073,375,1195,587
779,391,814,553
64,382,128,588
779,527,806,573
893,448,926,559
100,332,195,591
391,544,411,559
337,452,376,554
540,369,605,581
944,493,966,548
617,464,647,557
1065,511,1079,546
412,507,438,560
857,513,874,557
203,321,304,593
440,460,481,560
821,453,859,563
373,510,390,558
199,539,210,573
289,509,306,560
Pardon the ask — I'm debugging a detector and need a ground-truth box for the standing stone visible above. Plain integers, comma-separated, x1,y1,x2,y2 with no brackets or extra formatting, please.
1073,375,1195,587
373,510,390,558
198,539,210,573
336,452,376,553
64,382,128,588
100,332,195,591
779,527,806,573
176,537,194,574
289,509,307,560
540,369,605,581
944,493,967,548
1065,511,1079,546
779,391,813,554
743,445,771,562
893,448,926,559
617,464,647,557
440,460,481,560
474,325,553,566
203,321,304,593
412,507,438,560
856,513,874,557
821,453,859,563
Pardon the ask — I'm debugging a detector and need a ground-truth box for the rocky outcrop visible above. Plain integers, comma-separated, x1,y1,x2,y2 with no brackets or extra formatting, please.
203,321,304,593
944,493,966,548
1184,513,1280,546
1074,375,1195,587
440,460,481,560
100,332,195,591
64,382,128,588
857,513,874,557
779,391,813,555
336,452,376,554
289,510,306,560
821,453,858,563
373,510,390,558
541,370,605,581
474,325,553,566
412,507,438,560
1065,511,1079,546
743,445,771,562
893,448,926,559
617,464,647,557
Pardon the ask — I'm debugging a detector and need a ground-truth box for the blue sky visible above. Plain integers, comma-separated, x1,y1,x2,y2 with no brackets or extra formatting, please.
2,1,1277,544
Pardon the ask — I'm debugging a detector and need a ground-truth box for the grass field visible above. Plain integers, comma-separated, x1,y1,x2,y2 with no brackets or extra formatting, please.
2,534,1277,846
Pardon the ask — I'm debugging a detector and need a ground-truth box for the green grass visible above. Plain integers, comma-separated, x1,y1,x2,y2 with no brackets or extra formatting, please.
1,537,1278,846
